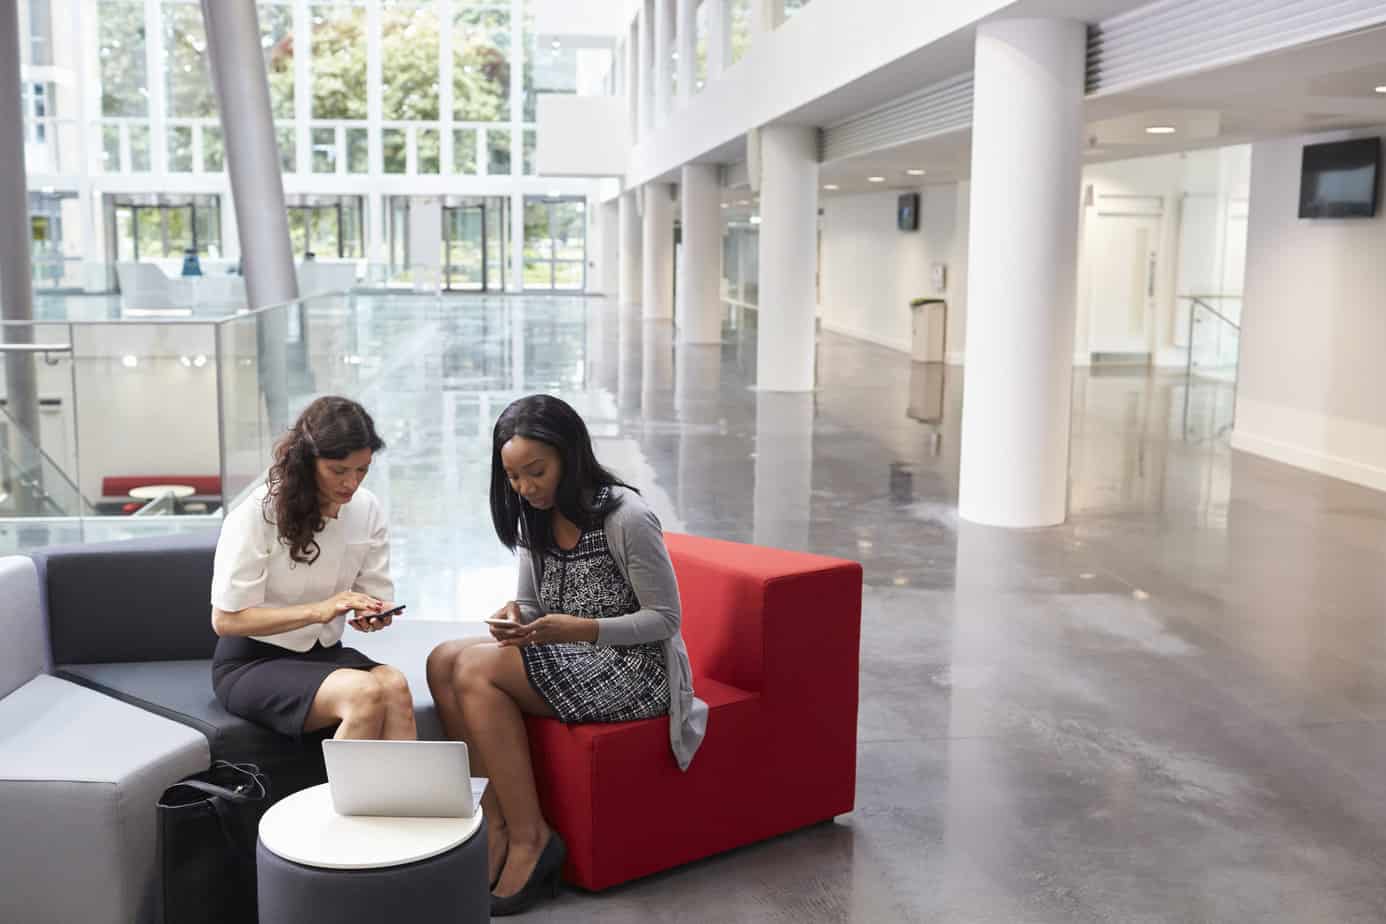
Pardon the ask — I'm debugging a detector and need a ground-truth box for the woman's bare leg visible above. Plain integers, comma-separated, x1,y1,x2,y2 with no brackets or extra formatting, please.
368,665,417,740
427,637,509,881
303,669,386,739
455,643,557,898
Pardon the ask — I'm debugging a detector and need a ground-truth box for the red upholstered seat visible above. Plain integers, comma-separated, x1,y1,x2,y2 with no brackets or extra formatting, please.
524,533,863,891
101,475,222,497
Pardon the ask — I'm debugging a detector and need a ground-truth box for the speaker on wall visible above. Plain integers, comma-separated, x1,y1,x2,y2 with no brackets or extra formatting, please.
897,193,920,231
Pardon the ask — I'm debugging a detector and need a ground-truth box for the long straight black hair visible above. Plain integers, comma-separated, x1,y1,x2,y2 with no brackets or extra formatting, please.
489,394,635,557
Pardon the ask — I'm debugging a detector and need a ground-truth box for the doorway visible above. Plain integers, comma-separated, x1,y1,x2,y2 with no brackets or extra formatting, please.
442,197,510,292
1084,195,1163,362
523,196,586,291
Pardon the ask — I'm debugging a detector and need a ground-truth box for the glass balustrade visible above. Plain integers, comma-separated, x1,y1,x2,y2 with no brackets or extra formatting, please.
0,289,364,551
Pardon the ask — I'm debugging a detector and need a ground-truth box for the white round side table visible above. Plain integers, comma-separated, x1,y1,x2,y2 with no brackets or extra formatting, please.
256,783,488,923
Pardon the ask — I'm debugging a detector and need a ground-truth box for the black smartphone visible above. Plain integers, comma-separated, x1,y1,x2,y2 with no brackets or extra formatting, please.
365,604,406,621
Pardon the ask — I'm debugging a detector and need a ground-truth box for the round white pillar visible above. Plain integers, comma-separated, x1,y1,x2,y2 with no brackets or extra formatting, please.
678,164,723,344
618,190,642,306
642,182,674,320
756,124,818,392
957,19,1085,528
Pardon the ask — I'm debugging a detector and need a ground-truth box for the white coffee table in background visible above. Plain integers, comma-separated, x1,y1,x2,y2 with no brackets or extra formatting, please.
128,484,196,501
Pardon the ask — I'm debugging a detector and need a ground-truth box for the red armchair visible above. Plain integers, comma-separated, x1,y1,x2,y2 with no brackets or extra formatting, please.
525,533,863,891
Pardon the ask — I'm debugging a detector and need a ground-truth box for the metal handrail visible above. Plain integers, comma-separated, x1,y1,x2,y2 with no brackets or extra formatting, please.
1183,295,1241,331
0,342,73,353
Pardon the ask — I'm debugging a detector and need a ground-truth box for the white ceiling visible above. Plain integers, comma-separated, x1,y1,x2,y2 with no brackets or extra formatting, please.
817,24,1386,198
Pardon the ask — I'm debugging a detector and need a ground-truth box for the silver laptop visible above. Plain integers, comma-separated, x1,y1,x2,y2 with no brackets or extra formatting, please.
323,740,474,818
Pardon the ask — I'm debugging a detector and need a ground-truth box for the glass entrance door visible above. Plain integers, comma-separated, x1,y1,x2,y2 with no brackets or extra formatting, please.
523,197,586,291
443,204,487,291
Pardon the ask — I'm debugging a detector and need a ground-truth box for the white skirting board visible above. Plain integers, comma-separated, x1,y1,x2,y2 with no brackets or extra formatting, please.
1232,398,1386,494
818,320,910,354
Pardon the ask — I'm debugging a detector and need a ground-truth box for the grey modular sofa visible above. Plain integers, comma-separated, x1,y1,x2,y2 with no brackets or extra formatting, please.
1,530,465,924
0,552,211,924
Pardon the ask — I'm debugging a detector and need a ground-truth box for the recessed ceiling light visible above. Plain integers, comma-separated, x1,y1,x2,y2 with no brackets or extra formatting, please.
906,169,926,176
720,202,728,209
867,176,885,183
1145,125,1176,135
1375,85,1386,94
749,215,761,225
823,184,839,191
551,39,561,50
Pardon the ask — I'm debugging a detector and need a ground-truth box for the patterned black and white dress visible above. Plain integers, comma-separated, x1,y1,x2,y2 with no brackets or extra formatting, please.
520,502,670,724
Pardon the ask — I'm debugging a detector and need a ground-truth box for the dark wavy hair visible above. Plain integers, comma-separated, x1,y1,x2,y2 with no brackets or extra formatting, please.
264,396,384,565
490,394,634,557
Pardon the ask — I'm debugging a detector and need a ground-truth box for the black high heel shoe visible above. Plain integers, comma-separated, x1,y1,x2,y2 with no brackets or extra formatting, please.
490,831,567,917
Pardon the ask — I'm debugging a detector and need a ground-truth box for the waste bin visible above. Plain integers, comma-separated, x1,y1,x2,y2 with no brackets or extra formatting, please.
910,298,946,363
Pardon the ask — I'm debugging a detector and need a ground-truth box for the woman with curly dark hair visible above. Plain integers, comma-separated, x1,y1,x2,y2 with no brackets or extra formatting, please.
209,396,416,742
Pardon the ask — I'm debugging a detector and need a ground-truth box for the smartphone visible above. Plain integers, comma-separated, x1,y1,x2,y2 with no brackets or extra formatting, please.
363,604,406,621
485,617,525,632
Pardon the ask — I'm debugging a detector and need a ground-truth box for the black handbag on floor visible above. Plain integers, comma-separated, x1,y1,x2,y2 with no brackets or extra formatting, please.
157,760,269,924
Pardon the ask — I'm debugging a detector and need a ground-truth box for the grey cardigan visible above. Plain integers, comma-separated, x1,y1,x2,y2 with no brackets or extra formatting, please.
514,487,708,771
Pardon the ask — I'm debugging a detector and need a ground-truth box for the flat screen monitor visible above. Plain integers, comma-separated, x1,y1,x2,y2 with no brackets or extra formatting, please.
898,193,920,231
1299,137,1380,219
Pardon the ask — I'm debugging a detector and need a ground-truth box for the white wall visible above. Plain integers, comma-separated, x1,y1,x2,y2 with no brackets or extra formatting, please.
536,96,629,177
1234,126,1386,492
819,184,969,359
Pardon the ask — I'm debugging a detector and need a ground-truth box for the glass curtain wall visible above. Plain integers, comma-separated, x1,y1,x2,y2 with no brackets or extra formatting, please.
285,195,365,260
442,196,510,292
109,195,223,262
523,197,585,291
82,0,543,180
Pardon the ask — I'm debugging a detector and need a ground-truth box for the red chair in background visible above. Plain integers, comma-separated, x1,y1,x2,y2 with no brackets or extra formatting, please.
525,533,863,891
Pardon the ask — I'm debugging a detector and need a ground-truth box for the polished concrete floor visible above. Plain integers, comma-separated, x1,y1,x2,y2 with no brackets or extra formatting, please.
334,296,1386,922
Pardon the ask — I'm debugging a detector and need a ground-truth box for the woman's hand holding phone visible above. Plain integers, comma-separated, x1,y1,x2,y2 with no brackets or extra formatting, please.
486,601,526,642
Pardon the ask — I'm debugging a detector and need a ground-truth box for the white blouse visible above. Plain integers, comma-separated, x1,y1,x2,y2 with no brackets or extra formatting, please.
210,484,394,652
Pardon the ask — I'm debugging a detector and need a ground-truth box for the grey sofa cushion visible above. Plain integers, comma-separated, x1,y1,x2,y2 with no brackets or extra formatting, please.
0,674,209,924
33,530,220,665
0,556,46,699
57,659,306,767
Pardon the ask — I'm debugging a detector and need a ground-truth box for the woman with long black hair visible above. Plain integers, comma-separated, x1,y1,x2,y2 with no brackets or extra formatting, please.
210,396,416,743
427,394,706,916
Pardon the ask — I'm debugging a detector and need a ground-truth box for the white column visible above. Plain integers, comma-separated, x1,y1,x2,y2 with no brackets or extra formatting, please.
750,0,778,37
618,189,642,306
408,195,442,292
756,123,818,391
678,163,722,344
293,0,311,174
201,0,298,310
707,0,727,80
957,19,1085,528
654,0,673,123
676,0,695,108
753,391,814,551
145,0,168,175
626,23,639,145
637,3,653,138
0,0,40,471
201,0,298,431
641,183,674,320
510,190,525,292
600,200,620,296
